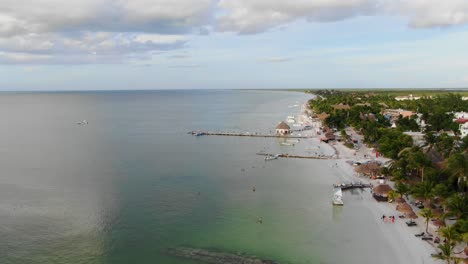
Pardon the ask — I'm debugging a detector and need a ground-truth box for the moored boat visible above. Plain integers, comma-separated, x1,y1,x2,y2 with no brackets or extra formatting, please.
264,154,279,161
332,188,344,205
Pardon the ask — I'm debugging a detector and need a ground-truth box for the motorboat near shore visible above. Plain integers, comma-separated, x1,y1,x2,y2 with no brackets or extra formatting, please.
332,187,344,205
264,154,279,161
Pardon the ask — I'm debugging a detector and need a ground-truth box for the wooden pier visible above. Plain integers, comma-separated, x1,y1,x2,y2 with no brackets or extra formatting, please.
333,182,372,190
256,152,331,160
189,131,312,139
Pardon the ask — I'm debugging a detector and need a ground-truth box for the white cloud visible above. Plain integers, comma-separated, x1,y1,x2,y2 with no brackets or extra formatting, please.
217,0,468,33
385,0,468,28
260,57,293,63
0,0,211,64
217,0,377,34
1,0,468,64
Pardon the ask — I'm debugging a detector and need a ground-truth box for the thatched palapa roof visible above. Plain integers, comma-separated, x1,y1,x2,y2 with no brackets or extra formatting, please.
396,202,413,213
276,121,290,130
332,103,351,110
355,162,381,175
373,184,393,195
395,197,406,204
405,211,418,219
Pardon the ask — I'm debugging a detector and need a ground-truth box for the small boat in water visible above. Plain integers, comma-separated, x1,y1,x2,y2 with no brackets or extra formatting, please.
77,120,88,125
332,188,344,206
264,154,279,161
280,142,294,146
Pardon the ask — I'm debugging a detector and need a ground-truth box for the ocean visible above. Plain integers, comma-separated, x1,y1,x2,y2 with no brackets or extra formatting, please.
0,90,396,264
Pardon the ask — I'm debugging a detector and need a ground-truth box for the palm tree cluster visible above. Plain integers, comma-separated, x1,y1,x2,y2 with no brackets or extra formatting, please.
308,90,468,262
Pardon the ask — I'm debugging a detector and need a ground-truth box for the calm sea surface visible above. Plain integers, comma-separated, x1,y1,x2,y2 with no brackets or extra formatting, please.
0,90,395,264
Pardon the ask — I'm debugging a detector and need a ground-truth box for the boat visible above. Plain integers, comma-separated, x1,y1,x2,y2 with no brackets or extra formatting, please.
292,124,302,127
332,188,344,205
280,142,294,146
77,120,88,125
195,132,205,136
286,139,299,143
264,154,279,161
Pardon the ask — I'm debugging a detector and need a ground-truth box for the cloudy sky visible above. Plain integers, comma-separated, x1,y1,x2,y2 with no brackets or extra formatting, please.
1,0,468,90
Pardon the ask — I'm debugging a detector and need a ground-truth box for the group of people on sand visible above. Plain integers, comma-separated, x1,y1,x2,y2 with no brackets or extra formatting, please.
381,215,395,223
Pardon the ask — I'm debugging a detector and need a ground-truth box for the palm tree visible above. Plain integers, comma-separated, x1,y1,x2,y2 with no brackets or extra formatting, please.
446,153,468,192
432,242,453,264
424,131,437,151
439,226,459,249
445,194,468,219
395,182,410,199
411,181,435,206
419,208,434,233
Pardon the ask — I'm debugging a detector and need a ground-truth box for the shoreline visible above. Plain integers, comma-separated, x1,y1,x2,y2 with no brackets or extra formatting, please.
299,97,440,263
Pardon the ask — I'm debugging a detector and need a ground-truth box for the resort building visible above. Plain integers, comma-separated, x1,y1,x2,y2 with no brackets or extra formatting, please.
455,118,468,138
331,103,351,110
453,112,468,119
395,94,421,101
276,121,291,135
382,109,415,119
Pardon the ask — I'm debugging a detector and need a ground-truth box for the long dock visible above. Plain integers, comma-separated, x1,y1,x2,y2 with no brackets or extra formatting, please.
189,131,312,139
256,152,331,160
333,182,372,190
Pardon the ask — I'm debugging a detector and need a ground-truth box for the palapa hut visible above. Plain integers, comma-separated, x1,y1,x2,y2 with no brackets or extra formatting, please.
396,202,413,213
405,211,418,219
432,219,446,227
372,184,393,202
355,162,381,178
324,130,335,141
275,121,291,135
431,208,444,217
395,197,406,204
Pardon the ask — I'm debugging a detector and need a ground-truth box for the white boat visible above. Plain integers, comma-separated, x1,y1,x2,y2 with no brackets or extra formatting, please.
77,120,88,125
332,188,344,205
287,119,295,123
286,139,300,143
292,124,302,127
264,154,279,161
280,142,294,146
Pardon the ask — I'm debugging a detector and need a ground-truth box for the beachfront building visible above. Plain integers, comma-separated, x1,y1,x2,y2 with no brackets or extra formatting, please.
276,121,291,135
453,111,468,119
331,103,351,110
395,94,421,101
403,131,426,146
455,118,468,138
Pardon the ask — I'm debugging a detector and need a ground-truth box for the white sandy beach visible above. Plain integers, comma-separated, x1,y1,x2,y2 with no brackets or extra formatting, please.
295,101,441,264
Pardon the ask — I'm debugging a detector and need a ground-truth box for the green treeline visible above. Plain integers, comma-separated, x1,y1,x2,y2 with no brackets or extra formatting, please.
308,90,468,262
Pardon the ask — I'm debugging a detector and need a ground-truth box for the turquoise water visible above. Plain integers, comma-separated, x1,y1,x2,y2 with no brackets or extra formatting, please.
0,90,394,264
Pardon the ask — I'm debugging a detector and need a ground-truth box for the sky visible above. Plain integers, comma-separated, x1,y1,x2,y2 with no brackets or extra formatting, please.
1,0,468,91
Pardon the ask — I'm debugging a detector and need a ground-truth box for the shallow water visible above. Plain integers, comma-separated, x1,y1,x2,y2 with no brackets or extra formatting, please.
0,90,397,264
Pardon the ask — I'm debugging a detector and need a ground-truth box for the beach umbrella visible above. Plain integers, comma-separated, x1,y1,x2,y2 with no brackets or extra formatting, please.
405,211,418,219
395,197,406,204
396,202,413,213
372,184,393,196
432,219,446,227
431,208,444,217
355,162,381,176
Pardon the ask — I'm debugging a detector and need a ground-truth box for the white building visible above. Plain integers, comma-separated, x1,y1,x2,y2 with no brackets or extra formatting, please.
454,112,468,119
455,119,468,138
276,121,291,135
395,94,421,101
